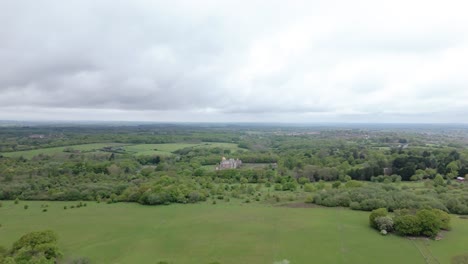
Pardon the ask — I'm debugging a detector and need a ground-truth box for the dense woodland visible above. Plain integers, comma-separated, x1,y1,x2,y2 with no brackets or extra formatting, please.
1,123,468,214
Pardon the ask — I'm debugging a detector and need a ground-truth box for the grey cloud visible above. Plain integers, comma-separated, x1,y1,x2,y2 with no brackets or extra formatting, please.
0,0,467,122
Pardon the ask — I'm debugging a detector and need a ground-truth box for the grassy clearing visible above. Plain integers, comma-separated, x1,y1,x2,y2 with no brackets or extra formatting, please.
1,201,466,264
124,142,244,156
123,143,202,156
1,142,244,158
0,143,126,159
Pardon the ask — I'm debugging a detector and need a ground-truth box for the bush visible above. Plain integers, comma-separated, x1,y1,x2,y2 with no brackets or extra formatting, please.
332,181,341,189
360,199,386,211
394,214,421,236
345,180,363,188
369,208,388,229
274,183,283,191
416,209,442,238
350,202,361,210
433,174,445,187
304,183,315,192
432,208,451,230
375,216,394,232
24,205,28,210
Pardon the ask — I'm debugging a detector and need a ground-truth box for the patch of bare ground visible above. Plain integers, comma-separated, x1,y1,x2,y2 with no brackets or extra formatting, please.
406,231,447,241
452,254,468,264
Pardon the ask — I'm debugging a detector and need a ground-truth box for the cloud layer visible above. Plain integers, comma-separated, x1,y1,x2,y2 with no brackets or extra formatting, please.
1,0,468,122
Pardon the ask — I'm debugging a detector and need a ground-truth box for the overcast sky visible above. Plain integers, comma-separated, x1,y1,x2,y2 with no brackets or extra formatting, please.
1,0,467,123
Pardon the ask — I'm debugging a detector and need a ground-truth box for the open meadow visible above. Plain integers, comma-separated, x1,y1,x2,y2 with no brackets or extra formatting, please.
1,201,467,264
0,143,127,159
1,142,244,158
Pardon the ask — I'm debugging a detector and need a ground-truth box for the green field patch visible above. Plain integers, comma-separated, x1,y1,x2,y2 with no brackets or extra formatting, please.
124,142,244,156
3,201,467,263
0,142,244,158
0,143,127,159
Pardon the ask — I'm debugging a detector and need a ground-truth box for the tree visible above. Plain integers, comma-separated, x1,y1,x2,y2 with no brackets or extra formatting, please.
416,209,442,238
298,177,309,185
7,230,62,264
375,216,394,232
432,209,451,230
394,214,421,236
332,181,341,189
369,208,388,229
433,174,445,187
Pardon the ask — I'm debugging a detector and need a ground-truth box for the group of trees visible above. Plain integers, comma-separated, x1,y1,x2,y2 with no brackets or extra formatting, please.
0,231,61,264
369,208,451,238
1,125,468,212
311,180,468,214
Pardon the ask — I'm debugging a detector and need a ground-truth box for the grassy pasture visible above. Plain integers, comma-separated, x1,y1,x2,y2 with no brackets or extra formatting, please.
0,143,126,159
124,142,244,156
1,201,467,264
1,142,244,158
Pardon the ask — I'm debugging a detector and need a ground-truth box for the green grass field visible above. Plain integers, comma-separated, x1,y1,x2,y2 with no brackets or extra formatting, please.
1,142,244,158
124,142,243,156
1,201,467,264
0,143,126,159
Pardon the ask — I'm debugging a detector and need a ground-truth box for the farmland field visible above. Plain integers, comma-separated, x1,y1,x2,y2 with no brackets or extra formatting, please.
1,201,467,264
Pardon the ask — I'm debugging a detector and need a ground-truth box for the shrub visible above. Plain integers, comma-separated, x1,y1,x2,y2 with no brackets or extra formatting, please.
394,214,421,236
369,208,388,229
350,202,361,210
433,174,445,187
24,205,28,210
282,182,297,191
360,199,386,211
274,183,283,191
304,183,315,192
14,198,19,204
375,216,394,232
416,209,442,238
431,208,451,230
345,180,363,188
42,208,48,212
298,177,309,185
332,181,341,189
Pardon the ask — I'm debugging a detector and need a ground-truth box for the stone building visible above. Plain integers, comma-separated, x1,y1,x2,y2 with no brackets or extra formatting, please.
216,157,242,170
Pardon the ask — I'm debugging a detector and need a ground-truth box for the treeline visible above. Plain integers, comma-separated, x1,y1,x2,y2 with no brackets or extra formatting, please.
312,182,468,214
